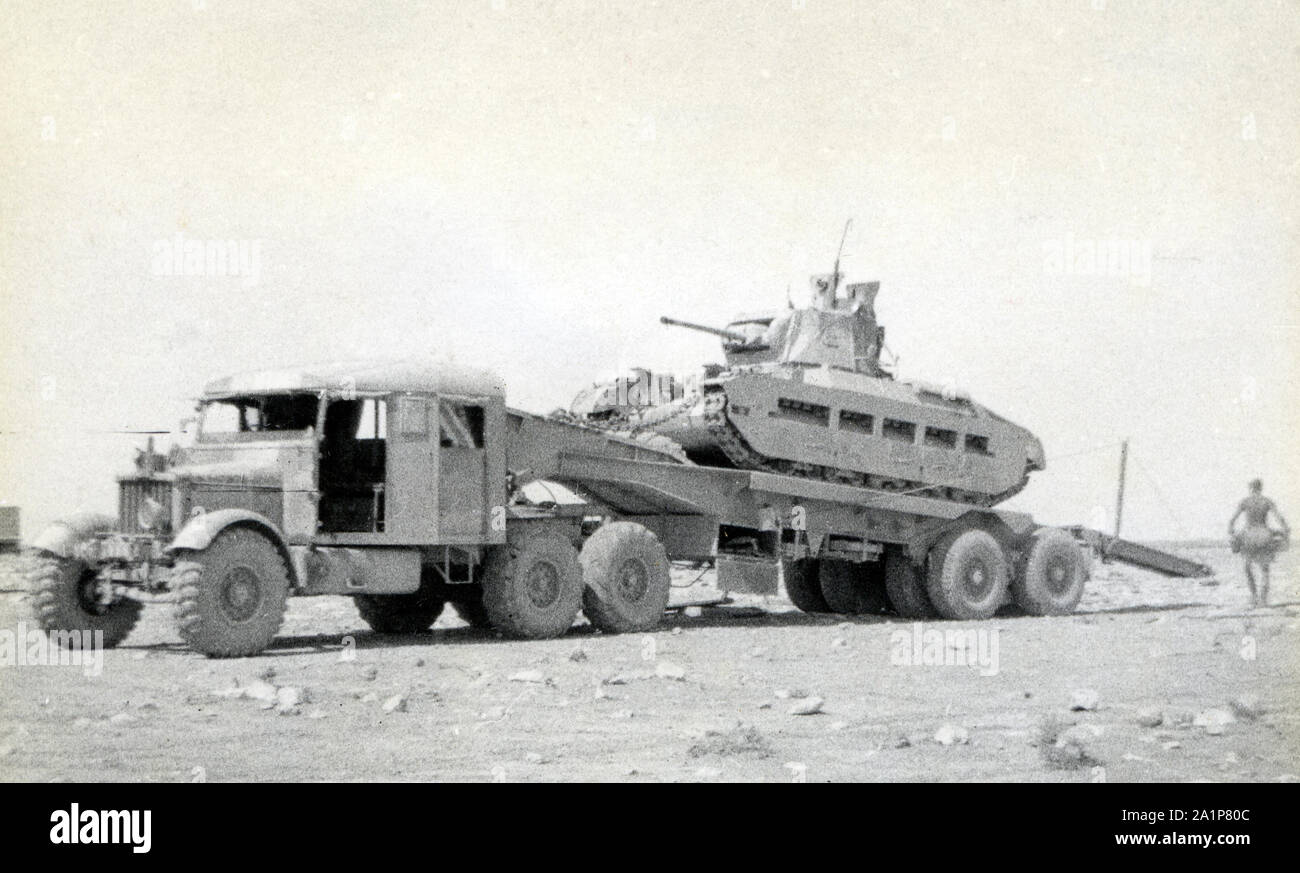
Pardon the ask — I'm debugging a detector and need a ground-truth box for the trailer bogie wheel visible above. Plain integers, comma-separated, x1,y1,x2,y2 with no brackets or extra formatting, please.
482,533,583,639
819,559,891,615
28,554,142,648
925,528,1009,620
884,550,936,618
172,527,290,657
580,522,671,633
1014,527,1086,615
783,558,831,613
355,575,446,634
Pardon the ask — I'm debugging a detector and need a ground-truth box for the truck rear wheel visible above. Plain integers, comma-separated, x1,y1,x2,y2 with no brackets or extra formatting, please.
28,554,142,648
925,528,1009,620
884,550,935,618
172,527,290,657
482,533,583,639
580,522,671,633
819,558,891,615
355,574,446,634
783,558,831,613
1013,527,1086,615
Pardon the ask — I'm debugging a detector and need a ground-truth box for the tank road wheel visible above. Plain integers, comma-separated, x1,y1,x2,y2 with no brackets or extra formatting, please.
884,550,936,619
783,558,831,613
819,559,891,615
355,573,446,634
172,528,290,657
482,533,583,639
925,528,1009,621
28,554,143,648
580,522,672,634
1013,528,1086,615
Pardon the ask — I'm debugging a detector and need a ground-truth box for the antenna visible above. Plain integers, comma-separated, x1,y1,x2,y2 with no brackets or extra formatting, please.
831,218,852,295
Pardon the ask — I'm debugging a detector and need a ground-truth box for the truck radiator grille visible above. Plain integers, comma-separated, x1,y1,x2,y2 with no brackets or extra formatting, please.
118,478,174,534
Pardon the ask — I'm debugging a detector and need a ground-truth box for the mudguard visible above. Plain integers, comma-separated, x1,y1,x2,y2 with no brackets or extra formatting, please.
30,512,117,559
167,509,296,583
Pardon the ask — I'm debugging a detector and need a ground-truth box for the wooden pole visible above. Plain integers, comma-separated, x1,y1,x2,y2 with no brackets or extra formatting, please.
1114,439,1129,538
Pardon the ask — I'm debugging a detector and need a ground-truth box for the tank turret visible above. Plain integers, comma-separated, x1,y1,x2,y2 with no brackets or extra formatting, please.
565,261,1043,507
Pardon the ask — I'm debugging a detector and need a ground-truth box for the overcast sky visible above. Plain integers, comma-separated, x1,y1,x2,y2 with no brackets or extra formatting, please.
2,0,1297,540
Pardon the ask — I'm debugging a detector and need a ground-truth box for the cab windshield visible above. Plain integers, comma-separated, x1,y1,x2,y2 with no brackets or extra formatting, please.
198,394,319,441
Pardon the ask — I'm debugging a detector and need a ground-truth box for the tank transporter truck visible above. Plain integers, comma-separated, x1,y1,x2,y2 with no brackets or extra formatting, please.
28,359,1209,657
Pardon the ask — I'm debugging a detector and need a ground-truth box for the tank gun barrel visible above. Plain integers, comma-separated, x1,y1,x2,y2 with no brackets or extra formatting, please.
660,316,753,345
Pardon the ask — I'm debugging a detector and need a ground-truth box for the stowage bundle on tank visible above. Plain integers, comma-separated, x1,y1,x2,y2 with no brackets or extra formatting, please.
566,271,1045,507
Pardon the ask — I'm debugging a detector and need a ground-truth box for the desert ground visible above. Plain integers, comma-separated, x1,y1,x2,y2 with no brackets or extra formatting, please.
0,546,1296,783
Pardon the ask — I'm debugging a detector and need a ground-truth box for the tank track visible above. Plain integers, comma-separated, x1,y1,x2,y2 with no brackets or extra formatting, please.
556,387,1029,507
699,387,1029,508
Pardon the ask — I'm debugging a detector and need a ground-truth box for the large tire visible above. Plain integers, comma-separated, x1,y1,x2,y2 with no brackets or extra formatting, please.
1013,527,1086,615
580,522,671,633
925,528,1009,620
172,527,291,657
28,553,142,648
884,549,936,618
482,533,583,639
783,557,831,613
819,558,891,615
355,572,446,634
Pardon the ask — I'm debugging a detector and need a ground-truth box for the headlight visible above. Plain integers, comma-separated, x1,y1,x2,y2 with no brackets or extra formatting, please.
138,496,165,531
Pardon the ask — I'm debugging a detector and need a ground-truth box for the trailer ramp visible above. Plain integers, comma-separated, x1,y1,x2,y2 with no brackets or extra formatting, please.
1066,527,1213,578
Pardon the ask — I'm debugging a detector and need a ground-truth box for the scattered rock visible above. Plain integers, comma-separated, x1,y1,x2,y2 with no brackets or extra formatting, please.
107,713,136,727
1134,706,1163,728
831,637,849,649
381,693,408,714
789,697,825,716
133,699,159,711
671,627,683,636
413,658,425,668
1193,708,1235,736
654,661,686,681
524,752,547,764
828,720,848,731
275,687,303,709
307,709,327,720
774,688,809,700
609,709,634,720
480,706,506,721
257,666,277,682
242,679,278,704
688,723,773,758
893,735,912,749
1162,740,1182,750
362,666,379,681
508,670,547,684
568,647,588,663
933,724,969,746
1050,725,1102,768
1069,689,1100,711
1229,695,1263,722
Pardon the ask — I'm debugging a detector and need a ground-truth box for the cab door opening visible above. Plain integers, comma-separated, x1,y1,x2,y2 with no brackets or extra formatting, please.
318,398,387,532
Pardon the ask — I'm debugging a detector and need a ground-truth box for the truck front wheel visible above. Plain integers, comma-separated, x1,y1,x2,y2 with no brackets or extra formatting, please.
28,554,142,648
172,527,290,657
580,522,671,633
482,533,583,639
